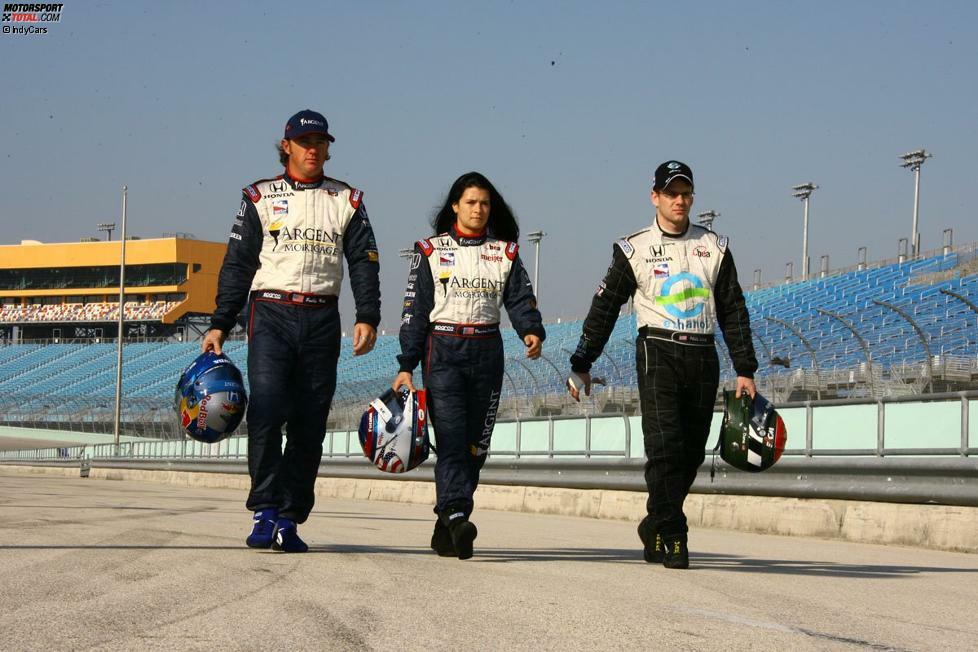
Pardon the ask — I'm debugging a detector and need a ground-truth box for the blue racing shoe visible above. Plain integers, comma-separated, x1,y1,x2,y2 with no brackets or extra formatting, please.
271,518,309,553
246,508,278,549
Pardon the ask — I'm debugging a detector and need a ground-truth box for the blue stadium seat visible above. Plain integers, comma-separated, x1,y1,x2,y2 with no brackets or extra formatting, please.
1,252,976,421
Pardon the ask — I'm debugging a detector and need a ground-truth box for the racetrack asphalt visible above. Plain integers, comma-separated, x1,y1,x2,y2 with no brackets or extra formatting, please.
1,469,976,651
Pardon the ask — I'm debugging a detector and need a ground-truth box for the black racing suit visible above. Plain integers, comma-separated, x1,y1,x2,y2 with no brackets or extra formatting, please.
570,221,756,540
210,171,380,523
397,226,545,518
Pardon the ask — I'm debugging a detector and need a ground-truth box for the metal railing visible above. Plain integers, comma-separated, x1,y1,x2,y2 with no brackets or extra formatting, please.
0,349,974,437
5,390,974,463
778,390,975,457
5,391,977,508
8,443,978,509
750,240,978,291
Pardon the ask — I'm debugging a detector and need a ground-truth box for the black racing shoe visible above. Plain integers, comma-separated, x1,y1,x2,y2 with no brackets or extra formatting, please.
271,518,309,553
448,519,478,560
430,519,456,557
246,508,278,549
662,536,689,569
637,516,664,564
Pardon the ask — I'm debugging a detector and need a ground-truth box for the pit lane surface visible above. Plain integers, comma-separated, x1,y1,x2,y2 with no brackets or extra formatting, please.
1,469,975,651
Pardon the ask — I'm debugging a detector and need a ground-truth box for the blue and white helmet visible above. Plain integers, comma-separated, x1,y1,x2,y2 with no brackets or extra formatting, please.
175,351,248,443
359,387,430,473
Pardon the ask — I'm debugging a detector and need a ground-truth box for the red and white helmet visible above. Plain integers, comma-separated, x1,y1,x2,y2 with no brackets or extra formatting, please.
358,387,430,473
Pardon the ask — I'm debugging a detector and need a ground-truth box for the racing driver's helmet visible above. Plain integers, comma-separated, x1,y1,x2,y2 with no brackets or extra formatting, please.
358,387,430,473
175,351,247,444
718,389,787,472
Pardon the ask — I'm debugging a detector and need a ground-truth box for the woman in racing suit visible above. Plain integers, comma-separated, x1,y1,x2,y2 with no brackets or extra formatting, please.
393,172,545,560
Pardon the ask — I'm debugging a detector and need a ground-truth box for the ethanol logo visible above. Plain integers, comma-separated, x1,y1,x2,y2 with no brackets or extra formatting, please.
656,272,710,319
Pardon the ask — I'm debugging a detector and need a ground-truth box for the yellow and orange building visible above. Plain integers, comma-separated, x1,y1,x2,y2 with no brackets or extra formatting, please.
0,237,227,339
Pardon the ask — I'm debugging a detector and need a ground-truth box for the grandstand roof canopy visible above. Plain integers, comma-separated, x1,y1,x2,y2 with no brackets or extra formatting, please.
0,237,227,324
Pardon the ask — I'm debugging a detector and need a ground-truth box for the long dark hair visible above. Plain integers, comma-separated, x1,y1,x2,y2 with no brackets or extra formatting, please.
431,172,520,242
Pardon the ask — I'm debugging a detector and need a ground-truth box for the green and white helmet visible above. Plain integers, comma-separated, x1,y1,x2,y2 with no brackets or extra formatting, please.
717,390,787,473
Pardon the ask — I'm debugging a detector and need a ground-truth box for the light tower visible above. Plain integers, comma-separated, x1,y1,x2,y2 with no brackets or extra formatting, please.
791,183,818,280
899,149,932,258
526,230,546,302
697,210,720,230
97,222,116,241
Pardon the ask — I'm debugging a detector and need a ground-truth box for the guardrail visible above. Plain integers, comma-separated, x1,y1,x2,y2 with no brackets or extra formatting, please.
10,456,978,508
4,391,976,507
4,390,976,462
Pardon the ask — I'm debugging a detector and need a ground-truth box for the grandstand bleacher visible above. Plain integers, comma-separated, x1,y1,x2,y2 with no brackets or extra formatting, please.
0,301,181,324
0,247,975,437
0,236,226,341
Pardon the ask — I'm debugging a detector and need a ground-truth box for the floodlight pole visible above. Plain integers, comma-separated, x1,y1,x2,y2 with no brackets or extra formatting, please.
697,210,720,230
792,183,818,281
899,149,931,258
398,247,414,265
527,231,546,303
97,222,115,241
113,186,128,451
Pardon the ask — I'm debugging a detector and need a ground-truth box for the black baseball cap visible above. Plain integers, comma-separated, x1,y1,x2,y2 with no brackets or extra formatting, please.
284,109,335,142
653,160,694,191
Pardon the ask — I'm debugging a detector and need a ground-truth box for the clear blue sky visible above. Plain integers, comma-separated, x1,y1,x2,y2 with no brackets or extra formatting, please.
2,1,976,332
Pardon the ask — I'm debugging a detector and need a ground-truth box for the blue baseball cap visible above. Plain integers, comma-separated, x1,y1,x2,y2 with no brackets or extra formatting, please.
284,109,335,142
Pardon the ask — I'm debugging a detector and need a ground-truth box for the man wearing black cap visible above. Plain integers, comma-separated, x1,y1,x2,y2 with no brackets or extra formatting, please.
203,109,381,553
566,160,757,568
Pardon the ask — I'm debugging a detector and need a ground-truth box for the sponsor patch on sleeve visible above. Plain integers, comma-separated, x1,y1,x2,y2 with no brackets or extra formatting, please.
418,238,434,257
349,188,363,209
717,235,729,251
367,251,379,262
244,185,261,202
616,239,635,258
236,200,247,218
505,242,519,261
